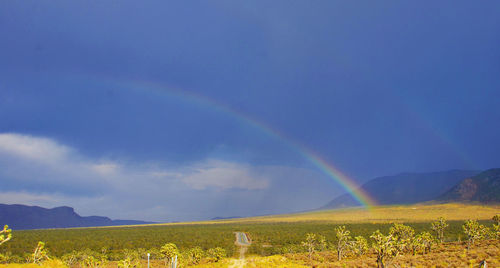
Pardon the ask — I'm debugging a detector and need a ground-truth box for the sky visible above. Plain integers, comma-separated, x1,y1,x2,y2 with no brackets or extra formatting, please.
0,1,499,222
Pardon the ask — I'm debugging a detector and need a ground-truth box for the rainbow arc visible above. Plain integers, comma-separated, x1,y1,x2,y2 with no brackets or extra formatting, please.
90,76,378,209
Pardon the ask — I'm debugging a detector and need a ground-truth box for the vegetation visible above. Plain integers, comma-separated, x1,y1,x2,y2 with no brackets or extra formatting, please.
206,247,226,263
492,214,500,240
334,226,350,261
0,225,12,246
350,236,368,257
388,223,414,253
186,247,203,265
370,230,397,268
0,204,498,267
462,219,489,251
431,217,449,243
29,242,49,264
179,203,499,224
160,243,178,266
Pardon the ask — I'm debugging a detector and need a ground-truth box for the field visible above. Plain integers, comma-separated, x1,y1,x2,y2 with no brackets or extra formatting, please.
195,203,499,224
1,203,499,267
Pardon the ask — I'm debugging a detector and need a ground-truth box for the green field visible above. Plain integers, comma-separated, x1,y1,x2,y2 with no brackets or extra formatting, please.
2,203,498,261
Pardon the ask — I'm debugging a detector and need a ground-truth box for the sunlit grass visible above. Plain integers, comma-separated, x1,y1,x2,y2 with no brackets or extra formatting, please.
160,203,500,225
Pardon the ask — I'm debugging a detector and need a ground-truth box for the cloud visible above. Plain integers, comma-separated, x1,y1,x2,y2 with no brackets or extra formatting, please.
0,133,71,164
180,160,269,190
0,133,267,193
1,133,330,221
0,191,58,206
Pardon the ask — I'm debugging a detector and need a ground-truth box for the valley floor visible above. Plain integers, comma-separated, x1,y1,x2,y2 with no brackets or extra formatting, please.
190,239,499,267
1,240,498,267
1,204,499,267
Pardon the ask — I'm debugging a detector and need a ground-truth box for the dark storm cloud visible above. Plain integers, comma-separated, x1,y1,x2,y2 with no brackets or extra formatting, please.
1,1,499,220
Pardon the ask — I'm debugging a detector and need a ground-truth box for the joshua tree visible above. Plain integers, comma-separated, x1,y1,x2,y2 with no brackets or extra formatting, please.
0,225,12,246
431,217,449,243
301,233,318,261
463,219,489,251
207,247,226,262
160,243,179,266
389,223,414,253
335,226,351,261
316,234,327,252
410,234,422,256
410,232,434,256
492,215,500,239
31,241,49,264
351,236,369,257
419,232,434,254
493,215,500,225
371,230,398,268
187,247,204,265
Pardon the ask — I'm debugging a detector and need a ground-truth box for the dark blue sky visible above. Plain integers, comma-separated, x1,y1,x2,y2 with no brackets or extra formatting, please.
0,1,499,221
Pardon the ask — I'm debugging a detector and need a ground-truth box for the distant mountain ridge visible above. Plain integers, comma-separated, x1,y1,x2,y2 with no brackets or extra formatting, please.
211,216,241,220
0,204,154,230
321,170,479,209
438,168,500,203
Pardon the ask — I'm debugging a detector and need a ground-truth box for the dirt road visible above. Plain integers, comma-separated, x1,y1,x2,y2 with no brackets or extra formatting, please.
229,232,251,268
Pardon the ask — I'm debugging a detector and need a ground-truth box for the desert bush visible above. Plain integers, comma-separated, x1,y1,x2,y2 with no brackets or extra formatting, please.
301,233,315,260
186,246,204,265
316,234,327,252
61,251,78,267
431,217,449,243
371,230,398,268
350,236,368,257
462,220,489,251
29,242,49,264
279,244,303,254
389,223,414,253
206,247,226,262
419,231,434,254
0,251,12,264
0,225,12,246
159,243,178,266
334,226,351,261
492,215,500,240
300,233,320,261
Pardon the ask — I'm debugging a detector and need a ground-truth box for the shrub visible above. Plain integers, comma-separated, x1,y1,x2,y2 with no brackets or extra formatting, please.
389,223,414,253
30,242,49,264
301,233,318,261
371,230,398,268
492,215,500,240
350,236,368,257
207,247,226,262
334,226,351,261
462,220,489,251
186,246,204,265
431,217,449,243
160,243,178,266
0,225,12,246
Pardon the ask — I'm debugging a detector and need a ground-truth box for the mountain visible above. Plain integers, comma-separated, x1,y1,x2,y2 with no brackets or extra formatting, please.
0,204,154,230
321,170,479,209
437,168,500,203
211,216,241,220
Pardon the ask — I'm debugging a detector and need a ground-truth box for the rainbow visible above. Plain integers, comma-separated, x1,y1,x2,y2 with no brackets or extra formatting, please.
87,75,378,209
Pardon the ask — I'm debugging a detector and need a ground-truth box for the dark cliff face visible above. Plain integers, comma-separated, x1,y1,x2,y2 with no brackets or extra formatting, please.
0,204,152,230
321,170,480,209
438,168,500,203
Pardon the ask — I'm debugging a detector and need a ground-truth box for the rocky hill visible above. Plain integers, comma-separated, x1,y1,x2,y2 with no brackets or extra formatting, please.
0,204,153,230
437,168,500,203
321,170,479,209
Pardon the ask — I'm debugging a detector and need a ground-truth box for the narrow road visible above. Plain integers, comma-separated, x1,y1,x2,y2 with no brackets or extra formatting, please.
230,232,251,268
235,232,251,246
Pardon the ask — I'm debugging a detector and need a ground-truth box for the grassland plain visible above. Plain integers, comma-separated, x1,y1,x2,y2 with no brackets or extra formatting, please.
1,204,499,266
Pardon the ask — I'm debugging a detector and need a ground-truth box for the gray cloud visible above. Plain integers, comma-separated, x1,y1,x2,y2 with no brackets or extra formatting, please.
0,133,338,221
